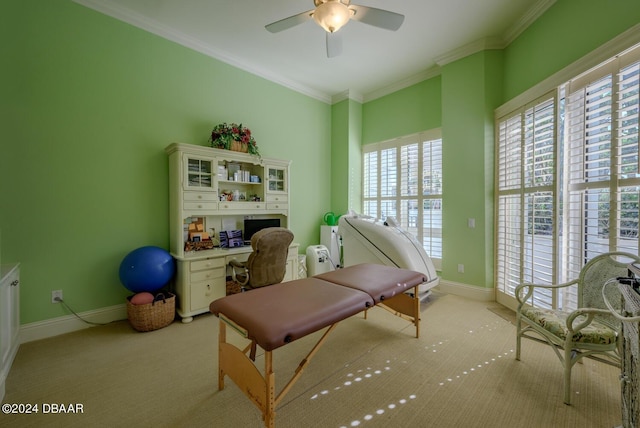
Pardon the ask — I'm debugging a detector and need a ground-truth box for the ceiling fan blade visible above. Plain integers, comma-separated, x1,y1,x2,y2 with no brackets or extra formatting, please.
349,5,404,31
326,32,342,58
265,10,314,33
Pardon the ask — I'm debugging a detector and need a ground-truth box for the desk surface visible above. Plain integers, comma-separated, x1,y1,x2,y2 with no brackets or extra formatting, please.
172,243,299,261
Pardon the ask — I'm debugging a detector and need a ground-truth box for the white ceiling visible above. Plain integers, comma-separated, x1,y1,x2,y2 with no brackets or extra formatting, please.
75,0,555,103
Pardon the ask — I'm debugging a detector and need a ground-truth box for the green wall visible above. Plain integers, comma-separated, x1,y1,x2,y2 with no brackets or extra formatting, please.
502,0,640,100
1,0,331,324
362,77,442,144
441,51,501,287
359,0,639,289
330,99,350,217
2,0,639,326
330,98,362,217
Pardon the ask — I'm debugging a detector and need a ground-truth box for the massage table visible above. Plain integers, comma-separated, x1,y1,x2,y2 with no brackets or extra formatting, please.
209,263,427,427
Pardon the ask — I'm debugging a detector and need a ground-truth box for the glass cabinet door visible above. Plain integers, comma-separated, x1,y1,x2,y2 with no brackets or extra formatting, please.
267,167,286,192
184,156,215,191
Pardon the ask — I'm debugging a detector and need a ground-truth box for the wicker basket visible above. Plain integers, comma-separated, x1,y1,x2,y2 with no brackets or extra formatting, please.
126,292,175,332
226,280,243,295
230,140,248,152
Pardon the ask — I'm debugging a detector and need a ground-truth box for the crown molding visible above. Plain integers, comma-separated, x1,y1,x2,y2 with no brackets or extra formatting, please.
496,23,640,118
364,0,557,98
332,90,363,104
73,0,332,104
434,37,506,67
362,66,442,103
74,0,559,106
503,0,557,44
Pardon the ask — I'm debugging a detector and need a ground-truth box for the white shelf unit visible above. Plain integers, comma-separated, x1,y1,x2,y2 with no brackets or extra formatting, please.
165,143,297,323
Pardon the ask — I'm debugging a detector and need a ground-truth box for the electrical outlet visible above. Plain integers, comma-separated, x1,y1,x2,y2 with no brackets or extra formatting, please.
52,290,63,303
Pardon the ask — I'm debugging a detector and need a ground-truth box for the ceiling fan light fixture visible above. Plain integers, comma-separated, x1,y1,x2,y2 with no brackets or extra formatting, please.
313,0,352,33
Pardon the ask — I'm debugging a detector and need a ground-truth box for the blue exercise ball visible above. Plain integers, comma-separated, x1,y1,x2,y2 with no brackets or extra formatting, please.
119,246,175,293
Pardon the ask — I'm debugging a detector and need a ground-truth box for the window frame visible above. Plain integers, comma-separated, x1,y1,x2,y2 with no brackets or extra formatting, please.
495,43,640,311
363,129,443,269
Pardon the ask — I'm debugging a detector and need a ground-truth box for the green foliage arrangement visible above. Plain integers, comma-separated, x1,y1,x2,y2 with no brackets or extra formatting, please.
209,123,260,156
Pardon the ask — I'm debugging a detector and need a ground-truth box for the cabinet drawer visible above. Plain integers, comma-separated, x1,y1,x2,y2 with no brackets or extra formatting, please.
219,202,266,210
184,192,218,202
191,258,225,271
191,267,225,283
190,278,225,311
267,202,288,210
184,202,218,210
266,194,288,203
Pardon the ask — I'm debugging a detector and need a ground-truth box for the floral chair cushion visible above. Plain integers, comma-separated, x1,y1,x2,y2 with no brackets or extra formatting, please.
521,306,617,345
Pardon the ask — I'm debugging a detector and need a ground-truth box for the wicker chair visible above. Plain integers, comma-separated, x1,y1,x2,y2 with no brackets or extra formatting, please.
228,227,294,293
515,251,640,404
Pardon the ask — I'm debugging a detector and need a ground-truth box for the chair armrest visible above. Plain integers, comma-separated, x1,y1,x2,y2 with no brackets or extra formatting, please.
229,259,245,269
515,280,578,307
229,259,249,286
566,308,615,334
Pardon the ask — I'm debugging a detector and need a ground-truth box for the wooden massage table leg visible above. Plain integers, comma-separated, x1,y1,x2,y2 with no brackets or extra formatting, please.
217,320,275,427
217,315,339,428
377,284,421,338
320,284,421,339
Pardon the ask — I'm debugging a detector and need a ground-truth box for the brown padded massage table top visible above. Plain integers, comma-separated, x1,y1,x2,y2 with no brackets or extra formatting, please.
314,263,424,303
209,264,426,352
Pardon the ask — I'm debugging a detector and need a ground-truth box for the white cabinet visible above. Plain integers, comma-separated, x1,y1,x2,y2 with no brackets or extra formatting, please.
172,245,299,323
266,164,287,194
183,191,218,211
184,155,216,192
265,161,289,215
0,263,20,403
174,257,226,322
217,155,264,207
165,143,297,323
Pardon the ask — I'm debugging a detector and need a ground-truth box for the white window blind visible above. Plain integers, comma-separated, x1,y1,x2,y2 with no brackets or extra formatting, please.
422,140,443,258
565,48,640,256
496,43,640,311
496,93,558,309
363,130,442,266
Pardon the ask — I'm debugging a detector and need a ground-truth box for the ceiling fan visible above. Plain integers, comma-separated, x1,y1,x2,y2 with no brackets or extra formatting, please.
265,0,404,58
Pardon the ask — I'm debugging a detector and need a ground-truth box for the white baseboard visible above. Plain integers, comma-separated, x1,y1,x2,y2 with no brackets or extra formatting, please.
16,281,493,343
20,304,127,344
436,279,495,302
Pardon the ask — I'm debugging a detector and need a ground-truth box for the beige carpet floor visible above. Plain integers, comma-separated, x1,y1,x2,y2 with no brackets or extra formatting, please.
2,292,621,427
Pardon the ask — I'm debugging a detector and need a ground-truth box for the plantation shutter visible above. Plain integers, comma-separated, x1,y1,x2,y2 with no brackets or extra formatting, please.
362,130,443,266
496,43,640,312
380,147,398,219
564,45,640,301
423,139,443,258
496,115,523,298
400,143,419,235
495,92,557,308
363,151,378,217
617,51,640,254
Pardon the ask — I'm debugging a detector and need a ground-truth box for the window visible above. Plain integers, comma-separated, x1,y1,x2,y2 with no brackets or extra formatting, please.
496,94,558,307
495,44,640,310
363,130,442,268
